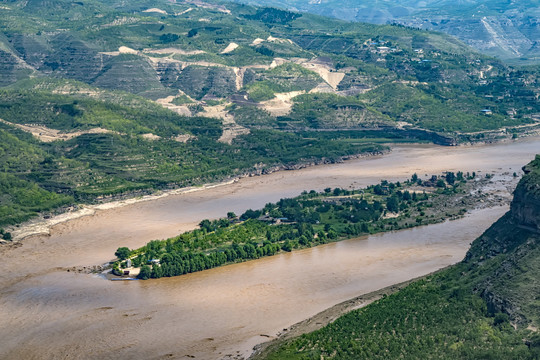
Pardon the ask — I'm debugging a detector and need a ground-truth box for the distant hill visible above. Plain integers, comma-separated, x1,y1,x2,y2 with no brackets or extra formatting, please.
229,0,540,64
261,155,540,359
0,0,538,135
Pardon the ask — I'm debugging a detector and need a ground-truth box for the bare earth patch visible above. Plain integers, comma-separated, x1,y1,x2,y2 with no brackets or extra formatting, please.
251,38,265,46
221,42,239,54
142,8,167,15
100,46,139,56
199,104,250,144
141,133,161,141
155,95,192,116
0,119,116,142
143,47,205,56
259,91,305,117
300,60,345,90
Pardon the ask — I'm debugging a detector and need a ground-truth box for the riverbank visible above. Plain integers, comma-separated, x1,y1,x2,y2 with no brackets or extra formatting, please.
4,149,388,243
1,140,537,360
248,270,442,360
4,135,538,244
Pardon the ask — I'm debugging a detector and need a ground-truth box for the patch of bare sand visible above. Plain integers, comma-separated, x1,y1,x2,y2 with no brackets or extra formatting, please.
259,91,305,117
155,95,192,116
309,82,335,94
269,57,288,69
142,8,167,14
141,133,161,141
266,36,294,45
175,7,193,16
100,46,139,56
0,119,116,142
143,47,205,56
174,134,195,143
221,42,239,54
233,67,247,91
146,55,226,69
200,104,250,144
251,38,265,46
301,61,345,90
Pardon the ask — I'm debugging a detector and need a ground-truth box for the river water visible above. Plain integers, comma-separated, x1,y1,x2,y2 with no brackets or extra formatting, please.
0,138,538,359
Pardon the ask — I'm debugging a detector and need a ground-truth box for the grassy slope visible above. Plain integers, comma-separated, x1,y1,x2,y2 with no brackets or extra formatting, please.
0,84,386,227
0,0,537,133
263,156,540,360
0,0,539,227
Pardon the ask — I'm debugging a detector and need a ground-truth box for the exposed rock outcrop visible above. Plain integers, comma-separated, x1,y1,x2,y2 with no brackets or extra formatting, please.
464,155,540,327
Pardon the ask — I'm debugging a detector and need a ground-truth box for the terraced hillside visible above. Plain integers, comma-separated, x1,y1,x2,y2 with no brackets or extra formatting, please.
0,0,539,229
0,0,538,136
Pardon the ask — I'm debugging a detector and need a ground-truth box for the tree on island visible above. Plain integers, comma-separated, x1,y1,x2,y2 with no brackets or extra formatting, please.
386,195,400,213
115,247,131,260
138,265,151,280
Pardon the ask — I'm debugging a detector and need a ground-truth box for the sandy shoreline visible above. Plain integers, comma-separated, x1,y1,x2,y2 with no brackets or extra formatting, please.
6,150,386,242
7,179,237,242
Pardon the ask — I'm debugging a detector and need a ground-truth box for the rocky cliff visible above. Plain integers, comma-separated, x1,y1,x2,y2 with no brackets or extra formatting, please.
512,157,540,233
464,155,540,327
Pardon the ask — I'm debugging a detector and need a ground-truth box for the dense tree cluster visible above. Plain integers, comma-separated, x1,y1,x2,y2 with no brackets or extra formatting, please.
112,173,470,279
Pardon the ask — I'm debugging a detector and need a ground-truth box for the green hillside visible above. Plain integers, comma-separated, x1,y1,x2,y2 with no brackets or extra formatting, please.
0,0,539,228
0,87,386,228
260,156,540,360
0,0,538,134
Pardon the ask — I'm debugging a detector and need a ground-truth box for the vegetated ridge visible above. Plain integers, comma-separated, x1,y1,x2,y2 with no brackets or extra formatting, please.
228,0,540,65
0,0,539,229
258,155,540,359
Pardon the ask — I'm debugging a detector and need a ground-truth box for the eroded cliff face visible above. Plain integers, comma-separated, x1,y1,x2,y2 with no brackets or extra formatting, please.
511,158,540,233
464,155,540,327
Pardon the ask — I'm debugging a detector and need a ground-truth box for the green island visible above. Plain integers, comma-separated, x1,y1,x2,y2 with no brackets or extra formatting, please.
112,170,496,279
254,156,540,360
